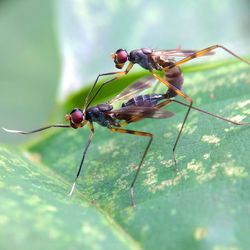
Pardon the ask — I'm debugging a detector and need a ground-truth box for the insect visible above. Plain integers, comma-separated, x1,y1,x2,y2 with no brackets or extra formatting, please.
84,45,250,164
3,76,250,206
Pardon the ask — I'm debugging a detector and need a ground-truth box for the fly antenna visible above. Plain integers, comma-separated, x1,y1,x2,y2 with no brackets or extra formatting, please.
2,124,70,135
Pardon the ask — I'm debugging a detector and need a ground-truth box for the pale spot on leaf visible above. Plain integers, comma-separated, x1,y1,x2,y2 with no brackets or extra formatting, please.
187,159,203,174
98,140,120,154
203,153,210,160
163,132,172,138
160,159,173,168
152,169,188,192
143,166,157,189
112,151,119,158
237,99,250,109
224,127,235,133
196,163,220,184
224,166,248,178
229,115,246,123
201,135,220,145
115,179,128,190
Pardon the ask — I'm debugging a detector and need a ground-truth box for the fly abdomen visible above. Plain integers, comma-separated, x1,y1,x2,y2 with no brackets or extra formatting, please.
165,66,184,98
122,94,165,108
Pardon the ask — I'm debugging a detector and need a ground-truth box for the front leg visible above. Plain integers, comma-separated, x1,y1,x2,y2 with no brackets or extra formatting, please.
84,62,134,109
68,122,95,196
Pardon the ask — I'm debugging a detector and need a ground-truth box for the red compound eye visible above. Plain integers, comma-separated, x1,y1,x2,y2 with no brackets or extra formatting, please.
115,49,128,63
70,109,83,124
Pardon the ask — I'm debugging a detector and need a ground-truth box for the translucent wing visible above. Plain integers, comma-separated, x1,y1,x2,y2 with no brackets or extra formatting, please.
108,76,156,105
151,49,215,61
110,106,174,121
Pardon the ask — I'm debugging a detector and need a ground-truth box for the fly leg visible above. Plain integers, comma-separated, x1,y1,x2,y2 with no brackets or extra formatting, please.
84,63,134,109
68,122,95,196
108,127,153,207
168,45,250,68
150,72,192,167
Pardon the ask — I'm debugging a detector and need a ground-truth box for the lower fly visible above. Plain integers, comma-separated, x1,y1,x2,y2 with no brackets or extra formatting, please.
3,76,250,206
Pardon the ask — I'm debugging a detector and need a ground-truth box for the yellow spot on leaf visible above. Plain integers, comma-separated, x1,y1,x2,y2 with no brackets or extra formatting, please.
23,151,42,163
194,227,208,241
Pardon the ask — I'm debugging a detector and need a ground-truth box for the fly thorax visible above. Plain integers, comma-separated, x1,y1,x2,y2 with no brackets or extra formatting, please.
129,49,154,70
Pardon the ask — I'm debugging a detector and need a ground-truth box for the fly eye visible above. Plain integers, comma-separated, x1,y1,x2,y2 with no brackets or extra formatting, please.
70,109,83,124
115,49,128,64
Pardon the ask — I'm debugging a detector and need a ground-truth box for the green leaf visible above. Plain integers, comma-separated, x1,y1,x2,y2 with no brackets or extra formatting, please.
0,146,140,250
1,60,250,250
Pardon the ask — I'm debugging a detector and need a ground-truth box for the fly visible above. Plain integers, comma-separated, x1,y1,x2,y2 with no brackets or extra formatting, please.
84,45,250,164
3,76,250,206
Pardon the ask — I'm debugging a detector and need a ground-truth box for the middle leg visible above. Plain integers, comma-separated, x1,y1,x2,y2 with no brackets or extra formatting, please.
108,127,153,207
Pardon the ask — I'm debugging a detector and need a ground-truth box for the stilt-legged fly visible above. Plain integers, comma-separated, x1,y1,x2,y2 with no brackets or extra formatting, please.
4,75,250,206
85,45,250,164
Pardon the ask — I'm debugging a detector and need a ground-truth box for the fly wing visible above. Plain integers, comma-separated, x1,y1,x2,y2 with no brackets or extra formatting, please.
110,106,174,121
108,76,156,105
151,49,215,61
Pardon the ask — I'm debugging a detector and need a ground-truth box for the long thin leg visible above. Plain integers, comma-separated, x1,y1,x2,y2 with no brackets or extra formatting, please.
170,99,250,125
2,124,70,134
84,62,134,109
109,127,153,207
68,122,95,196
151,72,193,166
155,96,249,166
168,44,250,69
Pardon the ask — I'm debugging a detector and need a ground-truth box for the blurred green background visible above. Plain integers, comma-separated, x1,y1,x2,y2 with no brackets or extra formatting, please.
0,0,249,144
0,1,250,250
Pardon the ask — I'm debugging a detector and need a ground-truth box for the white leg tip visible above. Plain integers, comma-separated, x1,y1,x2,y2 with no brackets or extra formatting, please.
2,127,22,133
68,182,76,197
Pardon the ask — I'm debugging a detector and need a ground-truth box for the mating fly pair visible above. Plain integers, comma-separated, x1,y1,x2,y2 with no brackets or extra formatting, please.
85,44,250,164
4,45,250,206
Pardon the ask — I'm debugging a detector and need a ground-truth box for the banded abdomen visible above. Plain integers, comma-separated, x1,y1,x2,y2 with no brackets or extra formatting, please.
155,59,184,98
164,66,184,98
150,53,184,98
122,94,165,108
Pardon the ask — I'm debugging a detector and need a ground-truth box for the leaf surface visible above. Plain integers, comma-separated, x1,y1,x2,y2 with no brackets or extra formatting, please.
1,61,250,250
